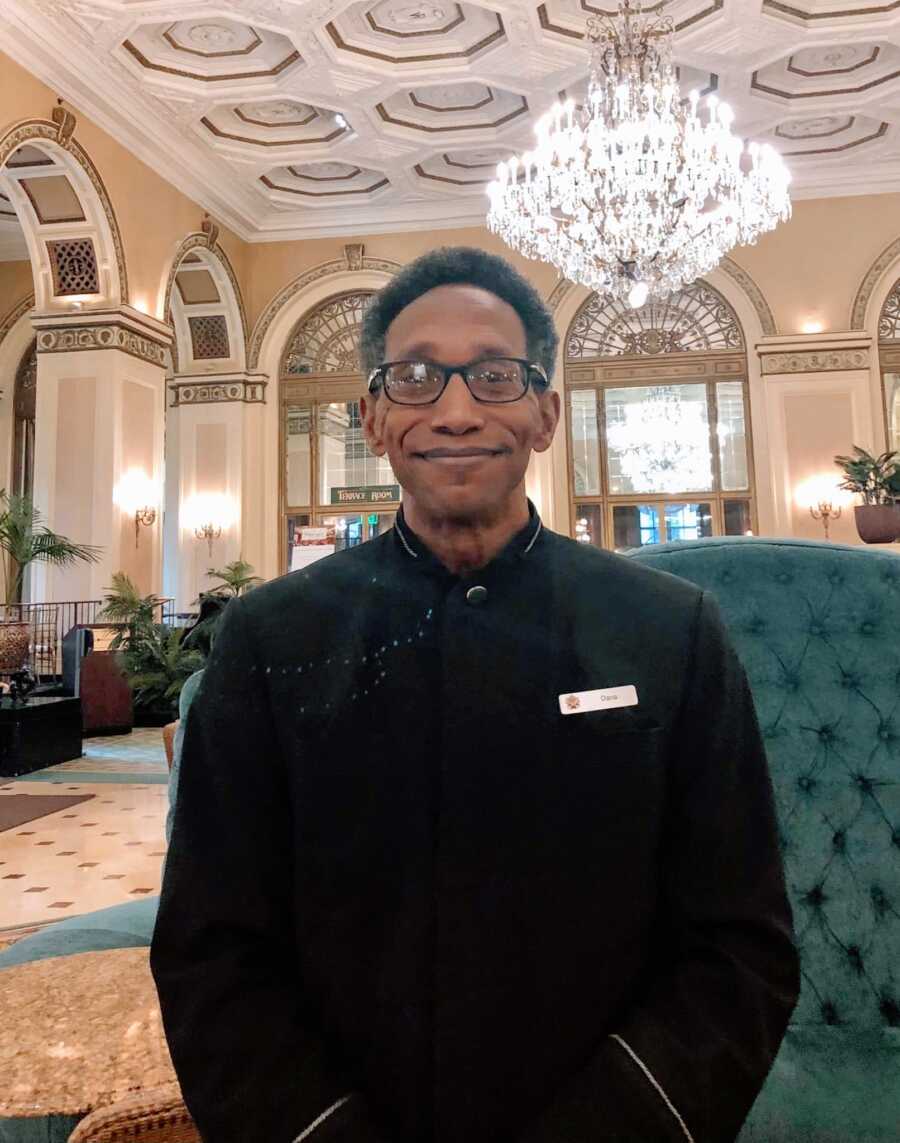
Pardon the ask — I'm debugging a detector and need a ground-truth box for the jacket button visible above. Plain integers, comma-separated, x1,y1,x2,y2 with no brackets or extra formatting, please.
466,585,488,606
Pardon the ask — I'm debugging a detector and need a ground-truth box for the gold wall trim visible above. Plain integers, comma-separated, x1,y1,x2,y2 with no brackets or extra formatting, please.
34,320,168,366
248,254,401,371
851,236,900,330
0,119,128,305
0,294,35,351
169,374,267,406
759,348,870,374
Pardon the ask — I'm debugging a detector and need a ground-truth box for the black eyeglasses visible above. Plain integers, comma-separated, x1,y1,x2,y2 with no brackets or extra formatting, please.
367,357,550,406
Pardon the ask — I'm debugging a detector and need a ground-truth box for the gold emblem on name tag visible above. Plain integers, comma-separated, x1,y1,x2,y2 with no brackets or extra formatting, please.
565,694,581,711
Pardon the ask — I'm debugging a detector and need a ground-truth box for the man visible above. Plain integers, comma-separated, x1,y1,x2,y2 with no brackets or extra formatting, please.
151,247,799,1143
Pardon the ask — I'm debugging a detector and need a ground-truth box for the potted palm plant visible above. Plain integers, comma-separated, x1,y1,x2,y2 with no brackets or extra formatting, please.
99,572,204,724
834,447,900,543
182,558,262,657
0,489,101,671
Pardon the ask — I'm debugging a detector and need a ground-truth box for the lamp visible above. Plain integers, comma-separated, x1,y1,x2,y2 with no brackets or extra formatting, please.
114,469,158,548
795,476,847,541
184,493,234,556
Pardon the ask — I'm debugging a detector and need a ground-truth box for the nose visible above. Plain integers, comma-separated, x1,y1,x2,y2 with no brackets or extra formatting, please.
430,372,485,434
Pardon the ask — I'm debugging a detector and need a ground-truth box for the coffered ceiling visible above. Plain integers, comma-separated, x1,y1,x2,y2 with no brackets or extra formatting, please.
2,1,900,242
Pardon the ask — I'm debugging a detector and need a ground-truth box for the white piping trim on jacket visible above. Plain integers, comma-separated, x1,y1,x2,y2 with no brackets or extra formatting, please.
524,517,542,554
609,1034,695,1143
394,517,419,559
291,1094,354,1143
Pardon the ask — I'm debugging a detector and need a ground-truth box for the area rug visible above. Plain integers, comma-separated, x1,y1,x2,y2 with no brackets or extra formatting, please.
0,793,94,832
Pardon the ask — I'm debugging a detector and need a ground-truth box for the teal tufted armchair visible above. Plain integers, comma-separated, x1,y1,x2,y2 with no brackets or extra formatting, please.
628,537,900,1142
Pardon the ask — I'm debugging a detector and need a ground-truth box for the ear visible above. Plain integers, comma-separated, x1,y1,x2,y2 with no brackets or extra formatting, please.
532,388,560,454
360,393,386,457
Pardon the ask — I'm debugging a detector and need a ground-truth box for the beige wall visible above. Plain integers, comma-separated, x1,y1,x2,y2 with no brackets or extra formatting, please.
0,260,34,314
242,199,900,343
0,50,246,320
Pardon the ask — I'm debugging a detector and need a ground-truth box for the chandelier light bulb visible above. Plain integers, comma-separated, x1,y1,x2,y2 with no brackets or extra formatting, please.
628,281,650,309
485,0,791,305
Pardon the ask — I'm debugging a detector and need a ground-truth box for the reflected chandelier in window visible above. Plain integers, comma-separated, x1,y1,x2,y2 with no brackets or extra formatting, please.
567,280,743,359
282,292,373,376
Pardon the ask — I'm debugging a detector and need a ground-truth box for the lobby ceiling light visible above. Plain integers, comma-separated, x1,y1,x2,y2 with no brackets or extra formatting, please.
486,0,792,305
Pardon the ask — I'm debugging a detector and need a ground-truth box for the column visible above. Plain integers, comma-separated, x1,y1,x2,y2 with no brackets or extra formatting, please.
30,306,171,604
755,333,878,545
164,372,267,613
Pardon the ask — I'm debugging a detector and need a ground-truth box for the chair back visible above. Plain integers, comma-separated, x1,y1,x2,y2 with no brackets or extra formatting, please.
628,537,900,1033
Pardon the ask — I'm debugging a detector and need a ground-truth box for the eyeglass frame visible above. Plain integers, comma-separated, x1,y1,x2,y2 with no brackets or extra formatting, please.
366,357,551,406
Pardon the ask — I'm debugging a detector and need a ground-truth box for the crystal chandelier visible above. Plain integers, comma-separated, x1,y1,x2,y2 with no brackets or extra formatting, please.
486,0,792,307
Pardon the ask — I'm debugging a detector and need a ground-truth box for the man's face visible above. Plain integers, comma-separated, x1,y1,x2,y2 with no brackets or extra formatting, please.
360,284,560,523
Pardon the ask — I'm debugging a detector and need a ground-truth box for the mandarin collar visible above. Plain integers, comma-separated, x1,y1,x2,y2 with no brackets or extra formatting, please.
392,501,543,578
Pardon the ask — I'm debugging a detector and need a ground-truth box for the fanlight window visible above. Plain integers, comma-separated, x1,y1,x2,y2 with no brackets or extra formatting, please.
880,278,900,451
281,292,372,376
565,280,754,551
567,281,744,359
880,280,900,342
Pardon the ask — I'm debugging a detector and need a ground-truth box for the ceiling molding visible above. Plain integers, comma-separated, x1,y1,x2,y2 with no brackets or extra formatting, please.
3,1,900,244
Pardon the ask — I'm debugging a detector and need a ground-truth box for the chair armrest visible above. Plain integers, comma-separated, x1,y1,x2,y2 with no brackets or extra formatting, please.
67,1081,199,1143
162,721,179,772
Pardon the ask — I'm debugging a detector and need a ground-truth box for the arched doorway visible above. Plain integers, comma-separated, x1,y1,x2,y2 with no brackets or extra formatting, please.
564,280,757,550
279,291,398,575
878,277,900,452
12,337,36,500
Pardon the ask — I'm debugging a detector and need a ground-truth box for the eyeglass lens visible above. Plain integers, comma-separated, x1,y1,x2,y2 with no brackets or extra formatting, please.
383,359,528,404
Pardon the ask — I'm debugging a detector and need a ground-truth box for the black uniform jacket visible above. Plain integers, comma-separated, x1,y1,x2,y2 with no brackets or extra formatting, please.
151,509,799,1143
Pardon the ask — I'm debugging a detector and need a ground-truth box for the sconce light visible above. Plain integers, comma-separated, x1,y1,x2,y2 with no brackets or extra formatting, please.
795,476,849,541
801,320,825,335
184,493,234,557
114,469,159,549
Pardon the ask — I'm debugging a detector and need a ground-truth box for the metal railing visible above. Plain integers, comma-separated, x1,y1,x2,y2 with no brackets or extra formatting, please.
3,598,180,680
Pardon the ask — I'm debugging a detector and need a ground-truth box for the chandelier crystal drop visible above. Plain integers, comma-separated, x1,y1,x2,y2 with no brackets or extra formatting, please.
486,0,792,306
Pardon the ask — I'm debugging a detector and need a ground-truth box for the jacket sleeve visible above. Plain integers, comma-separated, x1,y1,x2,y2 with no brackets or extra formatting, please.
150,597,391,1143
517,591,801,1143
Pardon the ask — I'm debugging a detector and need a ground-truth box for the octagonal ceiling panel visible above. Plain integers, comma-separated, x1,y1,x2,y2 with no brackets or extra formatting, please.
767,113,890,157
377,83,528,134
121,19,302,83
538,0,725,41
261,161,390,208
753,42,900,101
200,101,352,151
762,0,900,24
8,0,900,239
413,146,509,191
324,2,506,66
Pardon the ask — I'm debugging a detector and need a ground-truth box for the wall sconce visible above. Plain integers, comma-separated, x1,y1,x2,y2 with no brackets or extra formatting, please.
795,476,849,541
195,521,222,556
801,320,825,335
114,469,159,549
184,493,234,557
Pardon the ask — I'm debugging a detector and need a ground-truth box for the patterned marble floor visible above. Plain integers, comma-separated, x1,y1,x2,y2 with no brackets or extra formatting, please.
0,729,168,935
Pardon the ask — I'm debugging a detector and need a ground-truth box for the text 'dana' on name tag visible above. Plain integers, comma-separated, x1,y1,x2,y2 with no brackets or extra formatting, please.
558,685,639,716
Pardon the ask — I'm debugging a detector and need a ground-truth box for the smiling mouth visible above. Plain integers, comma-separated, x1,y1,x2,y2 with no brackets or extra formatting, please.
416,447,508,459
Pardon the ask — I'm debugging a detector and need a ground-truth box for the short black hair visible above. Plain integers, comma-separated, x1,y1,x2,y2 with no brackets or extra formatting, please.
359,246,559,382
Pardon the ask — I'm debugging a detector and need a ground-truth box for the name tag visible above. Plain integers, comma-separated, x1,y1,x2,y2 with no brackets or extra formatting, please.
559,685,639,715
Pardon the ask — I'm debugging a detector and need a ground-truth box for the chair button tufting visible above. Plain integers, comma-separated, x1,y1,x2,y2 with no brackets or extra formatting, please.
776,572,793,585
809,624,823,636
860,622,875,635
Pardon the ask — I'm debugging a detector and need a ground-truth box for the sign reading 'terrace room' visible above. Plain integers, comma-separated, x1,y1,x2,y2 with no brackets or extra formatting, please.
330,485,400,505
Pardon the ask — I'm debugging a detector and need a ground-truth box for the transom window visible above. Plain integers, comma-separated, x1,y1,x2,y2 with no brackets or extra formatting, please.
565,281,756,552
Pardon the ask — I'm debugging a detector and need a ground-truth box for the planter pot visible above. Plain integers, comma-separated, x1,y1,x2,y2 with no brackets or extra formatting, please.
854,504,900,544
0,621,30,673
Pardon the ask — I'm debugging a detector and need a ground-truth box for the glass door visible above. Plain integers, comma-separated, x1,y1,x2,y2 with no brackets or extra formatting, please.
282,389,400,573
